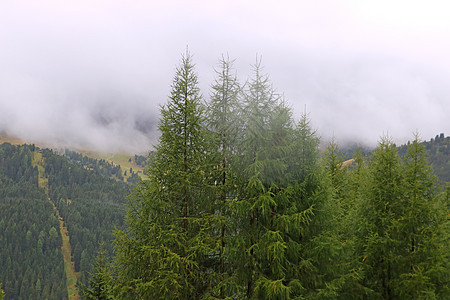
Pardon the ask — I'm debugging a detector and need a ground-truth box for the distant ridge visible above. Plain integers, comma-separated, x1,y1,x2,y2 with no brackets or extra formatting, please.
0,133,147,181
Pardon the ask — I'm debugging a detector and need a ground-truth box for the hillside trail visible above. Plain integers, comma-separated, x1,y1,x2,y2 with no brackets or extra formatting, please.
32,152,81,300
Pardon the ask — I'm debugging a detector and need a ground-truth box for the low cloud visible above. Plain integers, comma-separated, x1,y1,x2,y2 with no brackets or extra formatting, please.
1,1,449,153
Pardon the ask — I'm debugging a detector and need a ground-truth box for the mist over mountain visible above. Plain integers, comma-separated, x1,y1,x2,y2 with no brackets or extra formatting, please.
1,1,449,153
0,89,160,153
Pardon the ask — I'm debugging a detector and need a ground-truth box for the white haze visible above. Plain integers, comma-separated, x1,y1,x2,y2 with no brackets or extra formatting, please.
1,0,449,153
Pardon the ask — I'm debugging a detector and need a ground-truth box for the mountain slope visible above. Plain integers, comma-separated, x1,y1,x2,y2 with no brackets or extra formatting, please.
341,134,449,186
0,143,131,299
0,144,67,299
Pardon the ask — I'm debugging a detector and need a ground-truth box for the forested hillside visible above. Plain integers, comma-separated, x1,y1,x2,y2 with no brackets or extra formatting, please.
62,150,142,184
342,134,449,187
43,149,130,285
0,144,67,299
81,53,449,299
398,133,449,185
0,143,131,299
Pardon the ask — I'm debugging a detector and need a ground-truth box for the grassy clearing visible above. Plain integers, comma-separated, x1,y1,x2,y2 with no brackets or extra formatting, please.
32,152,48,189
61,221,80,300
47,195,80,300
342,158,355,167
0,134,50,149
109,153,146,180
0,135,24,145
78,150,147,180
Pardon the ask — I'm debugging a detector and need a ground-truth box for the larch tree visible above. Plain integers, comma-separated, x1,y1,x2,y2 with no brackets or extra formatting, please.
283,114,343,299
78,244,114,300
232,59,331,299
321,139,364,299
395,134,449,298
206,55,242,297
353,136,449,299
114,51,219,299
232,58,286,298
323,138,345,195
354,137,406,299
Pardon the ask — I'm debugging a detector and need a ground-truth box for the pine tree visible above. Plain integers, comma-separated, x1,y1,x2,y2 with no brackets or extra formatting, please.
114,51,219,299
78,245,114,300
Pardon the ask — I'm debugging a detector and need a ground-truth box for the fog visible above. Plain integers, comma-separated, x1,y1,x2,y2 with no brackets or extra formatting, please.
1,0,449,153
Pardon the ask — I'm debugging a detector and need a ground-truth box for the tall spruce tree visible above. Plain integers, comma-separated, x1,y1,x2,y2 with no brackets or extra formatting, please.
114,51,219,299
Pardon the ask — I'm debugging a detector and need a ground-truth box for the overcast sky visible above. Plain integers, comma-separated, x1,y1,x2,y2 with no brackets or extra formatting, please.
1,0,449,153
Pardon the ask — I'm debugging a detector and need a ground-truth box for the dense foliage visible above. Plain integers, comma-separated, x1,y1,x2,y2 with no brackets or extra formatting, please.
351,136,449,299
0,143,131,299
79,245,114,300
345,133,449,187
0,144,67,299
398,133,449,186
1,54,448,300
97,53,449,299
43,149,130,285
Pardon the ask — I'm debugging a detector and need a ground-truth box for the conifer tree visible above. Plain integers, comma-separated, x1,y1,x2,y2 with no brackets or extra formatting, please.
114,51,219,299
353,136,449,299
396,135,449,298
250,100,301,299
354,137,406,299
207,55,242,297
284,114,343,298
233,59,287,298
324,138,345,193
288,113,319,182
232,60,330,299
321,139,363,298
78,245,114,300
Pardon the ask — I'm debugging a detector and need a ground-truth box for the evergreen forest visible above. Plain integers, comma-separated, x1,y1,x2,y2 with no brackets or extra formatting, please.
0,143,130,299
0,144,67,299
85,53,449,299
0,53,448,299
